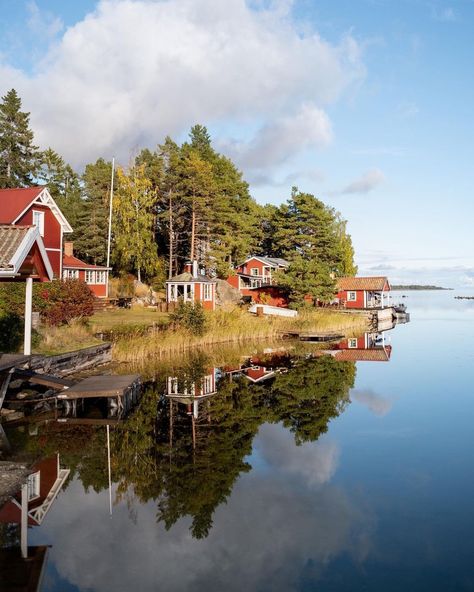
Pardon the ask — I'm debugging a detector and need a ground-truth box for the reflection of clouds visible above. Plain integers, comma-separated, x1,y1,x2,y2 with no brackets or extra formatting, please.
351,389,393,417
38,427,374,592
256,423,339,486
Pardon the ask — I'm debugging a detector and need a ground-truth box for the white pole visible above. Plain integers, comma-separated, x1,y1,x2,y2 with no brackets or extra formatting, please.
21,482,28,558
107,425,112,517
24,277,33,355
106,158,115,298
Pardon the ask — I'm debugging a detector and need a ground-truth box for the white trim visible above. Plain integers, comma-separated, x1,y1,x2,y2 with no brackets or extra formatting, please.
347,291,357,302
242,256,287,269
12,187,73,233
9,226,54,281
45,247,62,252
32,209,45,236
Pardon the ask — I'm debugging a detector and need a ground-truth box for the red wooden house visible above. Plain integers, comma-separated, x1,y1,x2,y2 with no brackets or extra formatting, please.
335,276,391,309
166,261,217,311
62,242,109,298
0,455,70,527
0,187,73,278
322,331,392,362
226,256,289,306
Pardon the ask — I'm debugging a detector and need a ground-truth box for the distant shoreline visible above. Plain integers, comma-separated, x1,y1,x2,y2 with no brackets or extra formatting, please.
391,285,452,291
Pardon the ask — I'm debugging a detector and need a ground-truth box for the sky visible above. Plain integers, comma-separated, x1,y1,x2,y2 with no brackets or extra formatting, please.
0,0,473,287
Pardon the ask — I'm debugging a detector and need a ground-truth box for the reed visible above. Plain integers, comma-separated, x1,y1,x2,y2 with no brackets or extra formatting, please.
113,307,370,366
34,321,102,355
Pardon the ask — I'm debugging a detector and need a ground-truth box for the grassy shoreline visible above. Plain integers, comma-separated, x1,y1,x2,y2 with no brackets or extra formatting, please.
34,306,372,360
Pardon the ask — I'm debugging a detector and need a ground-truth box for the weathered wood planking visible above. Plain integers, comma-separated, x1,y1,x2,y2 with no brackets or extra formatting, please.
0,354,30,373
57,374,140,400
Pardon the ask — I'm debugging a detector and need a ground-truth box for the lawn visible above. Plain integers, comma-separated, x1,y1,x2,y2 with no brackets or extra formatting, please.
90,306,170,332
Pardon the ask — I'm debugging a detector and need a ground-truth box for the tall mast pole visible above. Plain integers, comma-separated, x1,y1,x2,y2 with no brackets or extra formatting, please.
106,158,115,298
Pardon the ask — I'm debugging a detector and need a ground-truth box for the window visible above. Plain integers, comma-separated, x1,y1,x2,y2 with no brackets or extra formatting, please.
250,279,262,288
27,472,40,501
250,267,260,276
347,291,357,301
85,270,95,284
63,269,79,279
96,271,106,284
203,283,212,301
32,210,45,236
348,338,358,349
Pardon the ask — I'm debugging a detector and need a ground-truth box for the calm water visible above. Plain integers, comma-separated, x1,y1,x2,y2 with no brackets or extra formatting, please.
2,290,474,591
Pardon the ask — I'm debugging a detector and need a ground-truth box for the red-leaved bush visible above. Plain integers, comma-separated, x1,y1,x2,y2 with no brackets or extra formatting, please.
40,279,95,326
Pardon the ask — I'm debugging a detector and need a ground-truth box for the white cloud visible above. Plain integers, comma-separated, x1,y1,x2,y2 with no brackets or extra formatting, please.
256,423,339,486
351,389,393,417
221,103,333,171
27,1,64,39
339,168,385,195
0,0,365,170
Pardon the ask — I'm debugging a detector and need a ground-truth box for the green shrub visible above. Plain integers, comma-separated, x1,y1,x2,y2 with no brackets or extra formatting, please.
169,302,207,336
0,312,23,352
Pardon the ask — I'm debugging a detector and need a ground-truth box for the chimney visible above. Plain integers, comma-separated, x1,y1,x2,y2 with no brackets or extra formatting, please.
64,242,74,257
184,261,193,274
192,260,198,278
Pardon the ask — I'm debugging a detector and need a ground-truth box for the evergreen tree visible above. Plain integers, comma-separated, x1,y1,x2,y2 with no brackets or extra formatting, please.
274,256,336,306
74,158,114,265
38,147,83,230
0,89,39,188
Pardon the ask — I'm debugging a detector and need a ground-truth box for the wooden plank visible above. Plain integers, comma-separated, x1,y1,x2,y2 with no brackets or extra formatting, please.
56,417,121,426
12,368,75,390
58,374,140,399
0,354,29,373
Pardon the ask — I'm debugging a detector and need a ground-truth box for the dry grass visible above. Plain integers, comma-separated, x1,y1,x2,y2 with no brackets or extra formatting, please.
90,307,170,332
34,322,102,355
113,306,371,367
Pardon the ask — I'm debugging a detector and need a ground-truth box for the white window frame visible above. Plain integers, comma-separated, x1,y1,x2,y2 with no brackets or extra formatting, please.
347,291,357,302
63,269,79,280
32,210,45,237
348,338,358,349
27,471,41,501
250,267,260,276
85,270,95,284
96,271,106,284
203,283,212,301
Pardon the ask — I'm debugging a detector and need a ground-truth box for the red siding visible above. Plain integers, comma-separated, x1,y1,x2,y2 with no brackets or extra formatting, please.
18,205,62,277
336,289,365,308
251,286,289,307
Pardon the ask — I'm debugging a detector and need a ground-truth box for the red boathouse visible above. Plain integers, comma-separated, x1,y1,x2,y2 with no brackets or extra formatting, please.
336,276,391,309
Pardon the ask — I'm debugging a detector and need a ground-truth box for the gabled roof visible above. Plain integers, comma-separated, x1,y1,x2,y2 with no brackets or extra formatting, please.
166,271,216,284
337,276,390,291
0,186,73,233
0,225,53,280
63,254,109,270
241,256,289,268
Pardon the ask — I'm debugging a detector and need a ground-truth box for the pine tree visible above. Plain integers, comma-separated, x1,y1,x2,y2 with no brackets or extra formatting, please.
0,89,39,188
38,148,83,230
74,158,114,265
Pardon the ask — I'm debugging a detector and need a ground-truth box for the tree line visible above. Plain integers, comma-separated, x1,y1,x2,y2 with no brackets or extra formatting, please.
0,88,357,303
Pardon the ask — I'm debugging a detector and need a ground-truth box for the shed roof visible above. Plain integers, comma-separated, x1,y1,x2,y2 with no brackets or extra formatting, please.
166,271,216,284
0,225,30,269
0,224,53,280
337,276,390,291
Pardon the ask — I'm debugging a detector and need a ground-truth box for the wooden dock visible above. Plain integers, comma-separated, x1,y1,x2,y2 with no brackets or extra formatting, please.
280,331,344,342
56,374,141,414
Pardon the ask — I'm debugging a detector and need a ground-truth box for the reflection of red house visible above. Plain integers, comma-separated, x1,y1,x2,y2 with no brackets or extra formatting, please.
227,256,289,305
0,455,70,527
324,332,392,362
336,277,391,309
0,187,72,278
62,242,109,298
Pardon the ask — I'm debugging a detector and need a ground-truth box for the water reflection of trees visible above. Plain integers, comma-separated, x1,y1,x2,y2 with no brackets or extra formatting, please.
111,354,356,539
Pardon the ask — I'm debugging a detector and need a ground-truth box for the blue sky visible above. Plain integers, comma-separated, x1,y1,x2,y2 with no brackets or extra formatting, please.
0,0,473,287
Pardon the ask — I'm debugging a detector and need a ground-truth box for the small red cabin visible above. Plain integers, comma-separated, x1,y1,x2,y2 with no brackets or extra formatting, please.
62,242,109,298
336,276,391,309
166,261,217,311
0,187,72,278
227,256,289,305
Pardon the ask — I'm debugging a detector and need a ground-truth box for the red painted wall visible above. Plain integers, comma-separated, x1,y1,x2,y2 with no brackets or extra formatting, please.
336,335,366,350
18,205,62,277
238,258,268,276
194,283,215,310
251,286,289,307
336,289,365,308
